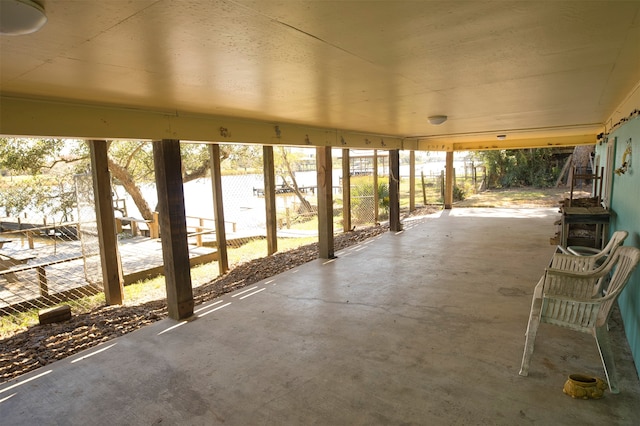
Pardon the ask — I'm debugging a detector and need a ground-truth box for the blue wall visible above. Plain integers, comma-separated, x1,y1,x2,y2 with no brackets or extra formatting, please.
596,114,640,377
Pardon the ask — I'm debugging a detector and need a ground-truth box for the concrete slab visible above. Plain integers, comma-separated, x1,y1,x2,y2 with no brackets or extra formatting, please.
1,208,639,425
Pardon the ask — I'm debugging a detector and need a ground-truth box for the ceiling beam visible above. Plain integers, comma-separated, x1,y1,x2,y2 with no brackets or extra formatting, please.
1,96,598,151
0,96,412,150
418,134,597,152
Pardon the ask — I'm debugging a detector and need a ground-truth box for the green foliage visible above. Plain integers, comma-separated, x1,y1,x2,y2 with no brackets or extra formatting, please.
378,180,389,213
477,148,560,188
350,176,390,223
0,175,77,220
0,138,67,174
220,144,263,172
0,139,87,219
453,185,466,201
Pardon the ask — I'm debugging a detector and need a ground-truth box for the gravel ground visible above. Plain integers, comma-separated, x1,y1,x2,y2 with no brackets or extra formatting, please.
1,210,440,383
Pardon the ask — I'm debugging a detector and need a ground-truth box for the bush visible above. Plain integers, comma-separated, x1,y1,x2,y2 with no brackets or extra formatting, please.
478,148,561,188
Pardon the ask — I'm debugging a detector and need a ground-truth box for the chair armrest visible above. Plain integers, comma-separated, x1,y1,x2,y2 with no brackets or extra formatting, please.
544,291,607,302
546,266,609,279
566,246,602,256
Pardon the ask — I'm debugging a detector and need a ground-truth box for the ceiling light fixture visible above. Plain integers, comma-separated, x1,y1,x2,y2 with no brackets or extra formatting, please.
0,0,47,36
497,134,507,140
427,115,448,125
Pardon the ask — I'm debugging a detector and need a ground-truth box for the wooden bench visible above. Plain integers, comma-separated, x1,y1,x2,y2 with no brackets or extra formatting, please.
115,216,159,238
0,251,37,282
0,237,13,249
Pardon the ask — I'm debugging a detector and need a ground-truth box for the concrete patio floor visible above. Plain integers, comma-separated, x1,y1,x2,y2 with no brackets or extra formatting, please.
1,208,639,425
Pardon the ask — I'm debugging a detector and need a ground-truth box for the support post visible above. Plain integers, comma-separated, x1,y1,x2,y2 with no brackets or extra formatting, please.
409,150,416,212
88,140,124,305
263,145,278,255
373,150,379,223
209,144,229,274
444,151,454,209
316,146,335,259
389,149,402,232
153,139,194,320
342,148,351,232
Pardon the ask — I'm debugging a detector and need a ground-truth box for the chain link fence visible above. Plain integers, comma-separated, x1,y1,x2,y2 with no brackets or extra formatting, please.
1,143,485,335
1,173,105,329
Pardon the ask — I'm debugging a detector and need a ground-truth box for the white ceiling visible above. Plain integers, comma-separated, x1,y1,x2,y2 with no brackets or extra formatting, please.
1,0,639,150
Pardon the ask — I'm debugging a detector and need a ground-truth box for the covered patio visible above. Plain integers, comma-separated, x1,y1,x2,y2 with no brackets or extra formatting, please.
1,208,638,425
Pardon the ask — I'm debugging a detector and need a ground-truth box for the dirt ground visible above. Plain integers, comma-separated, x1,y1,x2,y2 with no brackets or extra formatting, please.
0,186,589,383
455,187,591,208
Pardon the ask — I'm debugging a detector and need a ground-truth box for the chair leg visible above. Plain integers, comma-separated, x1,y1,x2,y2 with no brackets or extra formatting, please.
519,278,544,376
594,325,619,393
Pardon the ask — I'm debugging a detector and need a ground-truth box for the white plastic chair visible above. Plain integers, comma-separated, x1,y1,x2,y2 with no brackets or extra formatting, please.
553,230,628,271
519,246,640,393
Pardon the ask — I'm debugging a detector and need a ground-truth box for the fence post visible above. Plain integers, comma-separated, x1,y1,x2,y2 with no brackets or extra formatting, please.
421,171,427,205
472,162,477,192
27,230,34,249
37,266,48,296
150,212,159,239
286,207,291,229
196,218,204,247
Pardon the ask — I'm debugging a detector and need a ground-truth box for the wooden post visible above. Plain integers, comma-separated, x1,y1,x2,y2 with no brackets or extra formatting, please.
472,162,477,192
444,151,454,209
209,144,229,274
409,150,416,212
263,145,278,255
389,149,402,232
88,140,124,305
153,139,194,320
373,150,379,223
37,266,48,296
150,211,159,239
342,148,351,232
421,171,427,205
317,146,335,259
196,224,203,247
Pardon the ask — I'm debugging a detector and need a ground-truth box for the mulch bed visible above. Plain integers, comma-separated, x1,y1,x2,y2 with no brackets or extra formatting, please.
1,213,444,384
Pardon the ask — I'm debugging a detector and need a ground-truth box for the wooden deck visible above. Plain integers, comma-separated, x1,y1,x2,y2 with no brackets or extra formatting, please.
0,237,216,310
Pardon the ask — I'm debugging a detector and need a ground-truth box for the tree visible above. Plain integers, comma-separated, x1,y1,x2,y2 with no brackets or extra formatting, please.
275,147,314,213
0,138,85,221
476,148,565,188
106,141,263,219
1,138,306,224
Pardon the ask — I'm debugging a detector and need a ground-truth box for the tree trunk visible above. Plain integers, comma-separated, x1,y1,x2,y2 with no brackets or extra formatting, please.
278,148,314,213
572,145,594,173
107,157,154,220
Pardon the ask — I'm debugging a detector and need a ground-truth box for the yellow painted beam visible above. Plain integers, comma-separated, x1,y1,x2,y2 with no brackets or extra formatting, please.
418,134,597,152
0,96,409,150
1,96,596,151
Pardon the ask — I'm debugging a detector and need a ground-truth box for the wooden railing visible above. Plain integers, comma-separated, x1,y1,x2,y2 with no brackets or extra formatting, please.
185,216,237,247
